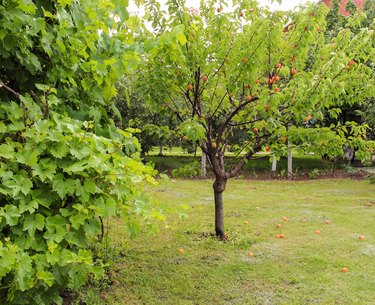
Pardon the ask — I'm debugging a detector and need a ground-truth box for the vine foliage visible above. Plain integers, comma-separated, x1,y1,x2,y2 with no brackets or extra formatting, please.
0,0,156,303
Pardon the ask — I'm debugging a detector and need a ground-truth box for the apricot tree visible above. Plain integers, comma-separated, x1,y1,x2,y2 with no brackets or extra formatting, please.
132,0,374,239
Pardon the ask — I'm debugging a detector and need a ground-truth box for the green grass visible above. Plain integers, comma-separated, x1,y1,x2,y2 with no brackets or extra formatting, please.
95,179,375,305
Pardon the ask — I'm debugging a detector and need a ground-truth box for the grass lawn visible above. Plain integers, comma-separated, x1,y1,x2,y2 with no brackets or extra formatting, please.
97,179,375,305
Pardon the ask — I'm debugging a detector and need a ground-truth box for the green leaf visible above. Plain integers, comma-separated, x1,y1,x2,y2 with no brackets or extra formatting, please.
18,2,37,14
15,252,33,291
102,85,117,100
0,122,6,133
65,230,86,247
0,144,14,159
2,102,23,120
36,270,55,287
63,159,88,173
69,144,92,160
83,180,97,194
44,216,67,242
68,267,86,289
176,33,187,46
23,214,45,237
0,246,17,277
32,158,57,182
105,197,117,217
3,174,33,196
52,174,77,199
50,142,70,158
16,149,39,166
70,213,88,230
83,219,101,234
0,205,21,226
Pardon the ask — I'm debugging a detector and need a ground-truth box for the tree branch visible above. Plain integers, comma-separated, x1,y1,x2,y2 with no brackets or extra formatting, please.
226,137,268,178
217,96,259,142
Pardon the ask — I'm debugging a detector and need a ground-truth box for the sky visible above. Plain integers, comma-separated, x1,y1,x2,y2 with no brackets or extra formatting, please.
128,0,319,15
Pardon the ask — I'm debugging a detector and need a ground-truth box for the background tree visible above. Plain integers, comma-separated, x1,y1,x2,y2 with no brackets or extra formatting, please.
115,86,179,157
130,0,375,240
323,0,375,141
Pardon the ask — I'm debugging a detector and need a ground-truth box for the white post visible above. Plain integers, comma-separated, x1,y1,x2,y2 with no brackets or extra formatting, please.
271,155,277,172
287,139,293,179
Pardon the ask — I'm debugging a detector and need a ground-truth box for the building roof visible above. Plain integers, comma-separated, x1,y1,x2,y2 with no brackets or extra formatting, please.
322,0,366,16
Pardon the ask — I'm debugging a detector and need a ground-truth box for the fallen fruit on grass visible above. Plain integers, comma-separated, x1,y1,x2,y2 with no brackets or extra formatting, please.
315,229,321,234
275,235,280,238
358,235,365,241
244,220,249,225
341,267,348,273
282,216,288,222
276,224,282,228
325,220,331,225
279,233,285,238
247,251,254,257
178,248,185,254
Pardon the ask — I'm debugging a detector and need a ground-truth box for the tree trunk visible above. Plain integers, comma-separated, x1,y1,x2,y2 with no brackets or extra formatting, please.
213,177,227,240
158,144,163,156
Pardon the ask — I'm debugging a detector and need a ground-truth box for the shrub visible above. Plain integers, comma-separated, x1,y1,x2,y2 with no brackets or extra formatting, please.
0,101,156,304
171,162,201,178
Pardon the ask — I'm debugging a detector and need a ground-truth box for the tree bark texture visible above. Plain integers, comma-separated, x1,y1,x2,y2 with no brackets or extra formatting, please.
158,144,163,156
213,177,227,240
